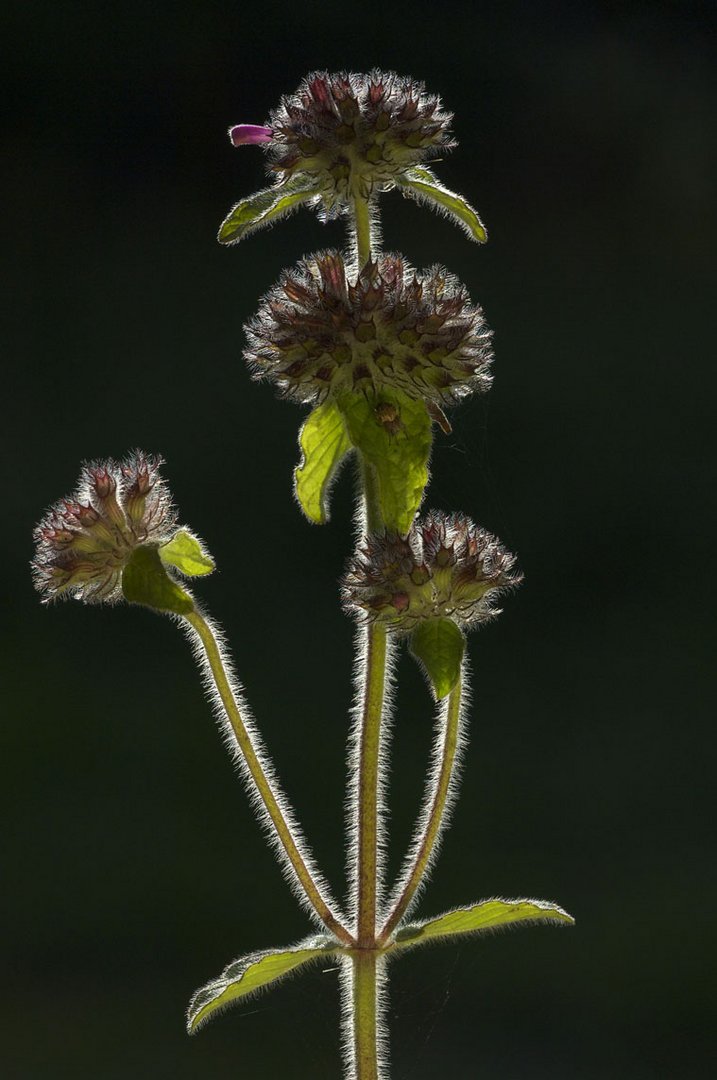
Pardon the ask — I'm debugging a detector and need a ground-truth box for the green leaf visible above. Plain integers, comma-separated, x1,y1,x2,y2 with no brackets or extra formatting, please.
396,166,488,243
394,898,575,949
410,618,465,699
188,937,338,1034
339,391,432,535
218,174,319,244
295,401,352,524
159,529,215,577
121,546,194,615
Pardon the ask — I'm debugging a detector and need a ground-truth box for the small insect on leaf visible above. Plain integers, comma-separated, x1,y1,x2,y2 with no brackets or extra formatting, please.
374,401,404,436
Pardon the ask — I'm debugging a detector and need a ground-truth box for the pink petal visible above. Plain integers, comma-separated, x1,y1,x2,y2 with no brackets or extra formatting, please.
229,124,273,147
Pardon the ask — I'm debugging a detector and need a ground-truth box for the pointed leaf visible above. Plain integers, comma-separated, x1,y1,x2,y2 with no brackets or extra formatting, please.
121,546,194,615
339,391,432,535
159,530,215,577
394,898,575,950
188,937,338,1034
218,175,319,244
295,401,352,524
396,166,488,243
410,618,464,699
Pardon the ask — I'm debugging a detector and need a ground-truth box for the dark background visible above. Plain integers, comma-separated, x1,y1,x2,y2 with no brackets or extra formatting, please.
4,1,715,1077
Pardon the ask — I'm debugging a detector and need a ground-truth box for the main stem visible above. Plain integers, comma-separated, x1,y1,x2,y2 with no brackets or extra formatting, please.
352,193,373,270
352,193,385,1080
353,951,380,1080
184,608,352,946
356,620,387,947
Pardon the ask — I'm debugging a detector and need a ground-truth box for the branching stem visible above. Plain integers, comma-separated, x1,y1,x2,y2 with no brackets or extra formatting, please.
184,608,353,946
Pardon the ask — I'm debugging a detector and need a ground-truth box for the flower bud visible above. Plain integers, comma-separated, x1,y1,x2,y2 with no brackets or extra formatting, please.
32,452,177,603
229,124,273,146
342,511,521,633
245,251,492,409
264,70,456,216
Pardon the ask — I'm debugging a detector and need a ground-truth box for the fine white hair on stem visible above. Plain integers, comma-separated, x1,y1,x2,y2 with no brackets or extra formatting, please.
383,657,472,925
179,606,347,930
339,954,391,1080
345,454,400,937
344,623,399,937
347,195,383,276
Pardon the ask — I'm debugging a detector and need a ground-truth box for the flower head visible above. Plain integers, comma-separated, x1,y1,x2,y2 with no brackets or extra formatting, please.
221,71,487,246
245,251,492,409
32,452,177,603
272,70,453,186
232,70,455,217
342,511,521,633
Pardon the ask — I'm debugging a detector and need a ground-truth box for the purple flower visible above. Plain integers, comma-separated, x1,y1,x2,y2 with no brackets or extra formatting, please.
229,124,273,147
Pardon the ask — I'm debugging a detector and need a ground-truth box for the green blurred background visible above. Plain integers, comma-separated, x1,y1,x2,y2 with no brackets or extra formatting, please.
4,1,715,1076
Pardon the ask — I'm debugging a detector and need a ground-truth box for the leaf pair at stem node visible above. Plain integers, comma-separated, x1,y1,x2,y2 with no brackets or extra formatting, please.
188,899,574,1035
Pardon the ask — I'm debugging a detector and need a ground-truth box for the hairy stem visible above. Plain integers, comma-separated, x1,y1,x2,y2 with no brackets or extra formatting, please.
379,679,463,944
356,623,387,946
352,195,373,270
352,951,380,1080
361,457,383,534
184,608,353,946
354,453,387,948
349,193,387,1079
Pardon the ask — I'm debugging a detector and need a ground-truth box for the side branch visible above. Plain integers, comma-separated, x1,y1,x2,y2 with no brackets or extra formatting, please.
378,677,464,943
184,608,353,946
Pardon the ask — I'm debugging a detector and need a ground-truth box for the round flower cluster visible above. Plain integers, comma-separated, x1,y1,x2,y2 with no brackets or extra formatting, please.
244,251,493,409
32,453,176,603
264,70,455,212
342,511,521,633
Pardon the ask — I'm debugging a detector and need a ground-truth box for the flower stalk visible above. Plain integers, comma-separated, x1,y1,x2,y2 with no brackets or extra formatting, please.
379,678,463,945
185,609,353,945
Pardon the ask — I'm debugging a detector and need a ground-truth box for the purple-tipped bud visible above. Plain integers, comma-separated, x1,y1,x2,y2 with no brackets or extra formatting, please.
229,124,273,147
